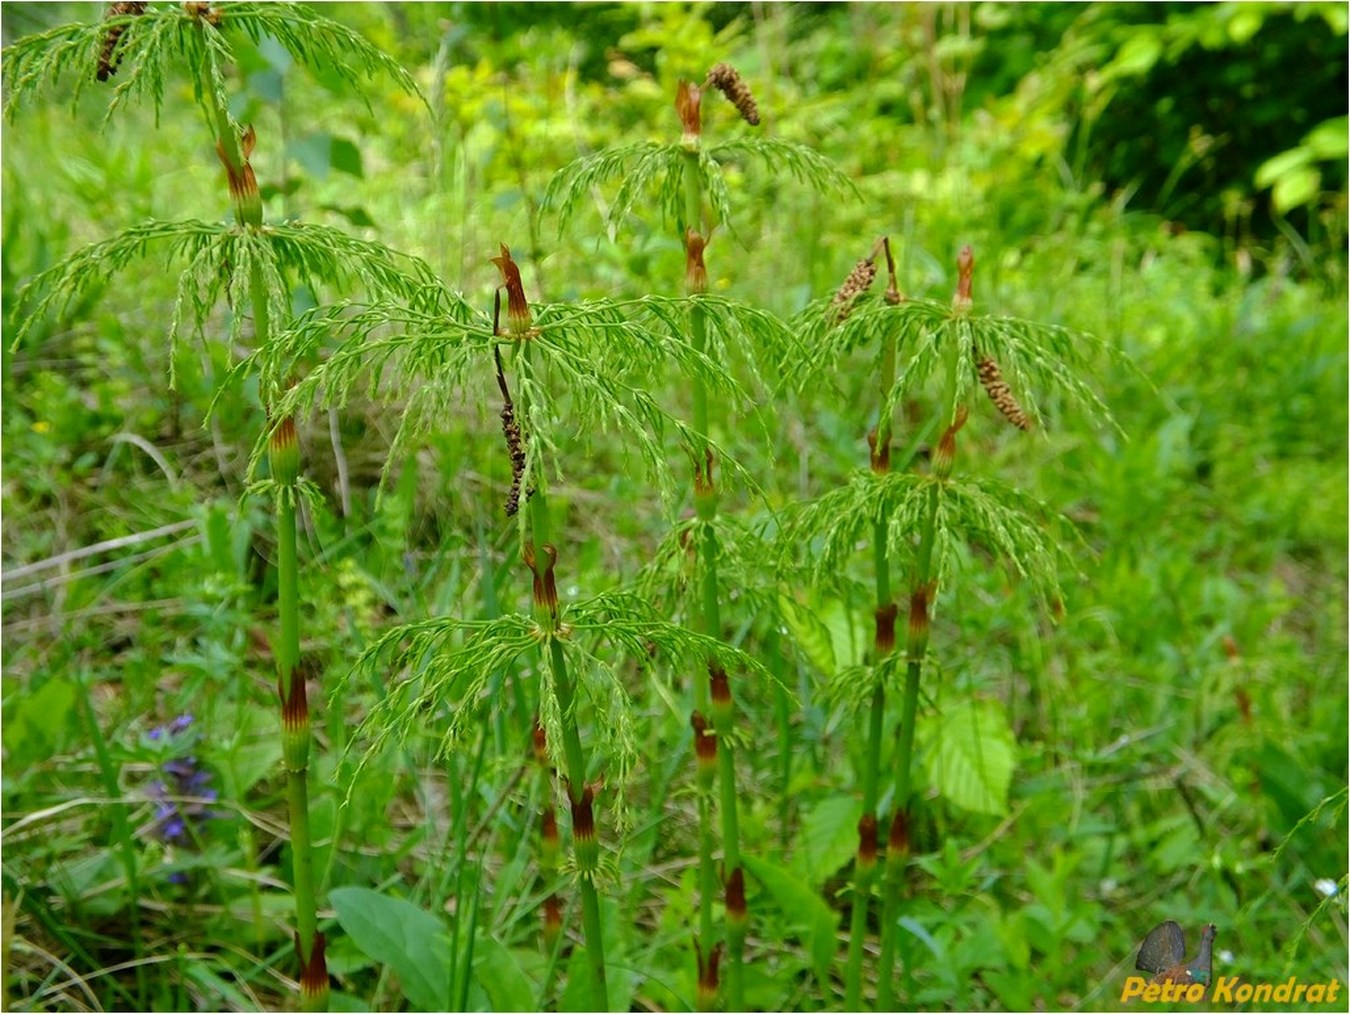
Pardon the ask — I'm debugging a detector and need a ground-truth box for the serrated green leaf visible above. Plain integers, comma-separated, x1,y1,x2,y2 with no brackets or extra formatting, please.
329,886,451,1012
792,794,865,888
922,698,1016,816
742,854,837,988
778,594,836,674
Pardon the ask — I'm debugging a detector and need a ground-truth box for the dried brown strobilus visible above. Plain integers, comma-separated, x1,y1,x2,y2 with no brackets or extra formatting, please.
975,352,1033,431
96,2,146,82
831,236,889,322
953,246,1032,431
705,63,760,126
493,342,530,517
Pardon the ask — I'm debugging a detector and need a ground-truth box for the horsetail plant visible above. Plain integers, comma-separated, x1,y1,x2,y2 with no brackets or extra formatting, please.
4,5,431,1007
782,241,1114,1008
546,62,852,1011
260,245,773,1010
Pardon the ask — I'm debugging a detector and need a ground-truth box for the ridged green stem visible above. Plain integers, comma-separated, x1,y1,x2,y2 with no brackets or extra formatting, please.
683,140,745,1011
523,349,609,1010
845,324,898,1009
876,342,954,1009
876,480,939,1010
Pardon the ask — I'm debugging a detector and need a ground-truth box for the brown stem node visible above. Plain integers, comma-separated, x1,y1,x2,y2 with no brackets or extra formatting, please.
695,940,723,1006
954,244,974,311
934,404,971,478
857,813,879,868
297,930,328,1006
676,80,703,142
685,229,708,294
874,603,898,655
725,867,747,924
887,809,910,858
867,425,891,474
490,243,534,337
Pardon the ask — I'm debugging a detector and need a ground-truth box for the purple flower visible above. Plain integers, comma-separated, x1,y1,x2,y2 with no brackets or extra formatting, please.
143,715,217,847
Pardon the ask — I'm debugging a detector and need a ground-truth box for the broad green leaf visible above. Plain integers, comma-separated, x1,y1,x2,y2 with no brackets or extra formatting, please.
778,595,836,675
1272,166,1321,213
792,794,865,888
291,132,335,180
1255,147,1314,189
1305,116,1349,159
742,854,837,987
329,886,451,1012
1101,30,1162,82
474,937,534,1012
2,677,76,772
330,137,364,178
922,698,1016,816
559,945,604,1012
818,597,867,671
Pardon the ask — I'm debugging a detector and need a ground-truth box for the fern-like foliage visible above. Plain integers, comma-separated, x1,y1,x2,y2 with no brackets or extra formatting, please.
778,469,1084,616
789,293,1118,434
543,137,856,241
251,291,768,505
3,2,422,123
335,590,770,819
10,218,438,386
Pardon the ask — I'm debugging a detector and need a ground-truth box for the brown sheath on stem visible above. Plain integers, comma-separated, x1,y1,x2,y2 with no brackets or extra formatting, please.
491,244,534,337
874,603,898,655
522,543,559,621
297,931,328,1006
216,124,259,207
867,425,891,474
676,81,702,142
934,405,969,479
887,810,910,858
695,941,722,1008
857,813,879,869
725,868,747,925
908,581,935,650
685,229,709,293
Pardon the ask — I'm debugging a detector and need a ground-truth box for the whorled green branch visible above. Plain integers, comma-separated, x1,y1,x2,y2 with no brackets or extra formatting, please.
777,469,1085,617
788,293,1121,434
11,219,439,381
543,137,856,241
3,1,423,123
333,593,771,822
244,292,766,507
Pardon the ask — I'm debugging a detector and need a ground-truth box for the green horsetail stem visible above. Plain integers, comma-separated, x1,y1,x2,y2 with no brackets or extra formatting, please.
499,247,609,1007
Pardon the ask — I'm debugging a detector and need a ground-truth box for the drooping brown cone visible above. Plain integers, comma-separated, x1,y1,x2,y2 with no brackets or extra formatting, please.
831,258,878,322
705,63,760,125
975,352,1032,431
96,2,146,82
494,345,529,516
